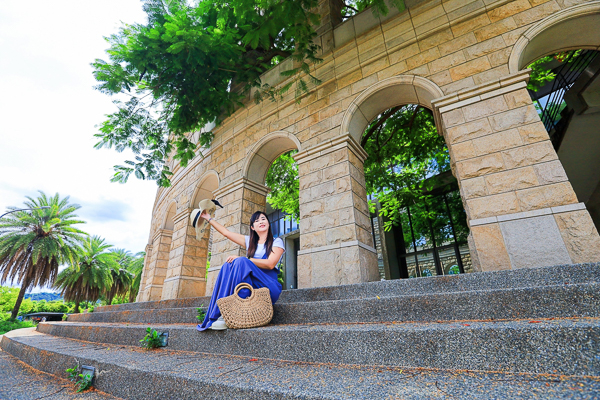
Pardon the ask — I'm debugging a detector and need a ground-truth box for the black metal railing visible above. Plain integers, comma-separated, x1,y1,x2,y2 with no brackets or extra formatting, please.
535,50,598,136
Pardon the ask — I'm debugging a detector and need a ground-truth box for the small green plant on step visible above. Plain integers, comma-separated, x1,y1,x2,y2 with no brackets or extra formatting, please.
140,327,162,349
62,313,68,321
66,366,93,392
196,305,205,322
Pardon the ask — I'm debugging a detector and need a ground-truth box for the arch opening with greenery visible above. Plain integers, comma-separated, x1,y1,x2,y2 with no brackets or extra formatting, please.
361,104,472,279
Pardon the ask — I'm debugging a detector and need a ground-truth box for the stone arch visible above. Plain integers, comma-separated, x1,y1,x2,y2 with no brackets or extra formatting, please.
189,170,220,209
162,201,177,230
242,130,302,185
340,75,445,144
508,2,600,73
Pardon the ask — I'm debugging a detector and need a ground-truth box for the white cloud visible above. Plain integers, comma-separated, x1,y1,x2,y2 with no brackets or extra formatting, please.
0,1,160,266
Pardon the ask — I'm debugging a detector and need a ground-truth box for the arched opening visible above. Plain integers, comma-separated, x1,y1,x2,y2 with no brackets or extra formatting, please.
243,132,301,290
163,202,176,231
342,76,472,280
362,104,472,279
511,4,600,232
190,171,220,284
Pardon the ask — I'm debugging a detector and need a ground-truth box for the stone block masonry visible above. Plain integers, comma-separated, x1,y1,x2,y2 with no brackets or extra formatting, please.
294,134,379,288
433,70,600,271
136,0,600,301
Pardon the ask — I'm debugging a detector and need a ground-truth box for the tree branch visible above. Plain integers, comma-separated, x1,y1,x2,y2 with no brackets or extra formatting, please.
361,105,403,147
344,4,359,13
380,105,422,148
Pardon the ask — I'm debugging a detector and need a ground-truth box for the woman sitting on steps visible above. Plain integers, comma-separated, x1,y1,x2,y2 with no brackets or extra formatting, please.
197,210,284,331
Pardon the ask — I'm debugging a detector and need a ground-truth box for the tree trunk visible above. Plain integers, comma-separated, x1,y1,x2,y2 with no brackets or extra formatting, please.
10,280,30,320
73,300,80,314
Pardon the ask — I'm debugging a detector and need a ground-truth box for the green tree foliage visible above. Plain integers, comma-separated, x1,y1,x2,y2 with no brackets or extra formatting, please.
362,105,449,226
265,151,300,219
54,236,116,313
93,0,322,186
0,192,87,319
361,105,469,248
93,0,405,187
0,286,18,314
127,252,146,303
105,249,136,305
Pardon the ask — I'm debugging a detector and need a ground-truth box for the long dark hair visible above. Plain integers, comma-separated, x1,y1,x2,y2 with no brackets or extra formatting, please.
247,211,274,258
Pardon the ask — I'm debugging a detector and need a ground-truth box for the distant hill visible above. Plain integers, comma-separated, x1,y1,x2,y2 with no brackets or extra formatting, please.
25,292,63,302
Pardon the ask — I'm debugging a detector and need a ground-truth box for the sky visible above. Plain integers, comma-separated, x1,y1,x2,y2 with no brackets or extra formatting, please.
0,1,160,288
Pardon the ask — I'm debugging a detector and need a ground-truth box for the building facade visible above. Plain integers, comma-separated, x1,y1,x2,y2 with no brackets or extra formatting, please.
137,0,600,302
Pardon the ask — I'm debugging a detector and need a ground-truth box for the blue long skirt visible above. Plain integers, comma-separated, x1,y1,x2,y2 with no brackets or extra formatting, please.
197,257,282,331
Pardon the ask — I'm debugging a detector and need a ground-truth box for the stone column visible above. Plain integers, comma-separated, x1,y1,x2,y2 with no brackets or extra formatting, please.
161,210,209,300
206,178,269,296
432,70,600,271
294,134,379,288
139,229,171,301
135,244,152,302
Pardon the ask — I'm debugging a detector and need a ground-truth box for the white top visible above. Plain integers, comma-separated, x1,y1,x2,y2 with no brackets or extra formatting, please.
245,236,285,264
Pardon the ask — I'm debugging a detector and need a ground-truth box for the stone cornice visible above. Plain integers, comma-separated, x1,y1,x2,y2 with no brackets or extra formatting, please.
152,228,173,242
174,209,191,224
432,70,531,111
294,133,369,165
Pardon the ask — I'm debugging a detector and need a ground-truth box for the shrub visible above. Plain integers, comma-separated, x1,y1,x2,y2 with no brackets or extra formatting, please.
140,327,163,349
0,319,36,335
196,305,206,322
66,366,93,392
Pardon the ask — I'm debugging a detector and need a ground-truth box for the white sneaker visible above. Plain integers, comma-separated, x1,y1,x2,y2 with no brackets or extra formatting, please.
209,316,228,330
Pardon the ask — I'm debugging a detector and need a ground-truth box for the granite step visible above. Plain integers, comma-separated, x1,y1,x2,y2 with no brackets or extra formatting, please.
67,282,600,325
36,317,600,376
2,328,599,400
0,346,119,400
92,263,600,314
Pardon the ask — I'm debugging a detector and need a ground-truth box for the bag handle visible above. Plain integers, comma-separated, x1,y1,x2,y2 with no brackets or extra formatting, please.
234,282,255,301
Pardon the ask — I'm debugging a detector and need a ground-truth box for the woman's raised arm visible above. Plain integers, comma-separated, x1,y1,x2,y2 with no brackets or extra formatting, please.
200,211,246,247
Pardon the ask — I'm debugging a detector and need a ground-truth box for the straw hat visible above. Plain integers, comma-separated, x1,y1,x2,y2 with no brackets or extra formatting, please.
190,199,217,240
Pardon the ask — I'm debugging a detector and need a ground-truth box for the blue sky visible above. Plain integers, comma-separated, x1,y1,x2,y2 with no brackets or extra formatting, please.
0,1,160,288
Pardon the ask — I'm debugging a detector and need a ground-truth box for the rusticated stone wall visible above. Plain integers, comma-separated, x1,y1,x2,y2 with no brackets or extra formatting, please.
137,0,600,302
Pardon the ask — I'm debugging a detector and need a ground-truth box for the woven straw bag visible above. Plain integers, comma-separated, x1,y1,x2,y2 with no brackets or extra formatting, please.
216,283,273,329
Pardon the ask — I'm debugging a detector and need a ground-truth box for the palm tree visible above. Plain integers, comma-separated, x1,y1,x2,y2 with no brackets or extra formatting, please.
127,252,145,303
0,192,86,319
54,236,115,313
105,249,135,305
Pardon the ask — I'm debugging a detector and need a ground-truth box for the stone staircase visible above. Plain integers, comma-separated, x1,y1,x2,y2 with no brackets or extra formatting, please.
2,263,600,399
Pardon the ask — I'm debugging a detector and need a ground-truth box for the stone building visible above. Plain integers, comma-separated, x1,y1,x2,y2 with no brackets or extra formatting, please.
136,0,600,302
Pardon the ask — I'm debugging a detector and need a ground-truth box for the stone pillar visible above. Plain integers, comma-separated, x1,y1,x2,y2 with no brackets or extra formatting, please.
294,134,379,288
135,243,152,302
139,229,171,301
206,178,269,296
161,210,208,300
432,70,600,271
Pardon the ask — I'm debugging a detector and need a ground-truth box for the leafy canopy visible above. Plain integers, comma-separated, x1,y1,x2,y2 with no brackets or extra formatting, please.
93,0,405,187
94,0,322,186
